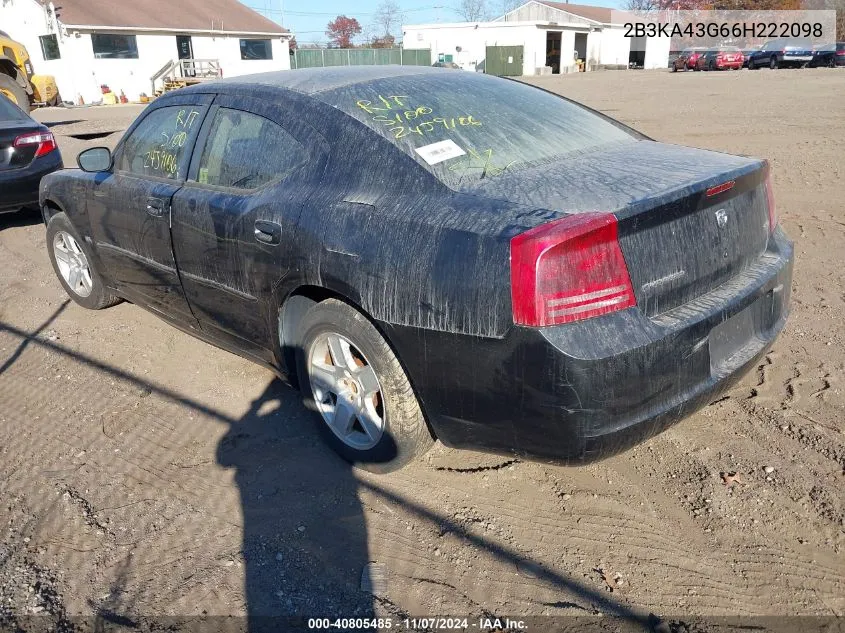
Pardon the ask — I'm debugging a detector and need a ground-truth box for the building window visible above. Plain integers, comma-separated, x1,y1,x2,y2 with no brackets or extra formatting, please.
92,33,139,59
39,34,61,60
240,39,272,60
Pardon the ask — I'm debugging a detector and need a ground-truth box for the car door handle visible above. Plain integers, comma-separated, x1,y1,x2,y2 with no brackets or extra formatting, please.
254,220,282,246
146,198,165,217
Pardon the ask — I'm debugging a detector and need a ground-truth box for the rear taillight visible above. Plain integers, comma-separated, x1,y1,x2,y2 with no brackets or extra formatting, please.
14,131,57,158
836,50,845,56
765,170,777,234
510,212,637,327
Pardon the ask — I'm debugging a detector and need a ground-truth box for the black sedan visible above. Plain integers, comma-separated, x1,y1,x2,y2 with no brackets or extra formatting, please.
39,67,793,472
809,42,845,67
747,38,814,69
0,93,62,214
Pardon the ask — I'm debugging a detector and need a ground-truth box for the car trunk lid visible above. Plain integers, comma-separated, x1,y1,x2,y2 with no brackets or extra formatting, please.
466,140,771,317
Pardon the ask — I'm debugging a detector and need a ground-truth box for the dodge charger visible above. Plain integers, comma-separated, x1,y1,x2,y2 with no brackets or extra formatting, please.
39,67,793,472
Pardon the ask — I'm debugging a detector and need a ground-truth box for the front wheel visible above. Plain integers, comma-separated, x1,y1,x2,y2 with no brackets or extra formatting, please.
46,212,121,310
770,56,778,69
296,299,434,473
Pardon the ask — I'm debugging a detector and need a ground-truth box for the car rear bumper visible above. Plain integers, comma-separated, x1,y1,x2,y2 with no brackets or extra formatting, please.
0,151,63,213
386,228,794,465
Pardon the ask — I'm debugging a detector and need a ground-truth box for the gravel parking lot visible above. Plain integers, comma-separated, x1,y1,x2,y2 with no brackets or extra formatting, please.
1,68,843,630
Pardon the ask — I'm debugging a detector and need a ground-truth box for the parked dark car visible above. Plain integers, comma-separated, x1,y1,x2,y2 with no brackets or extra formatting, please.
809,42,845,67
696,47,743,71
747,38,814,69
741,47,759,68
671,47,707,71
39,67,793,472
0,93,62,215
432,61,461,69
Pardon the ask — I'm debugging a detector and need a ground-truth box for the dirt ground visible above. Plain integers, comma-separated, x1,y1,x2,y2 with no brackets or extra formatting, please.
0,68,843,632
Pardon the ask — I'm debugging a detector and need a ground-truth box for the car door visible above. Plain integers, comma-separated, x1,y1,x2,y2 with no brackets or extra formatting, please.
86,95,212,325
170,94,327,361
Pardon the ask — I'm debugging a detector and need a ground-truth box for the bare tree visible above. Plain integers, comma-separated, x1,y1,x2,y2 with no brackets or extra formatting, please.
499,0,523,16
456,0,491,21
374,0,404,36
623,0,659,10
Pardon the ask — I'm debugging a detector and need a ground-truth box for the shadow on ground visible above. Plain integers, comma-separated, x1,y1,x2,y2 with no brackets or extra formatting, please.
0,309,653,631
0,208,42,232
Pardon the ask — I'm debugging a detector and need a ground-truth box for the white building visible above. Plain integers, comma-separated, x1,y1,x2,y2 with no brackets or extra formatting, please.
1,0,292,104
403,0,670,76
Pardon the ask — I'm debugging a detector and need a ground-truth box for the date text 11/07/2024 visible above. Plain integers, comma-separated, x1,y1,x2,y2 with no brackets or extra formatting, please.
306,617,528,630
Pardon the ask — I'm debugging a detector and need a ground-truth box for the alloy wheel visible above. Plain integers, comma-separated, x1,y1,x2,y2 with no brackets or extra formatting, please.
53,231,93,298
307,332,385,450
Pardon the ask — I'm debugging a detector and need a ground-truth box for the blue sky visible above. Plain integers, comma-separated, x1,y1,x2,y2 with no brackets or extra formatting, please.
241,0,623,45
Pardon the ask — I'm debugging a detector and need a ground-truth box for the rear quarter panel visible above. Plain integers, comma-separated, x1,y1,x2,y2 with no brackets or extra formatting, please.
286,98,522,339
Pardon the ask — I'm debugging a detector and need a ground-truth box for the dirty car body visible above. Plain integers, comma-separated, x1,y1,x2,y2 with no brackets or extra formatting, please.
39,67,793,465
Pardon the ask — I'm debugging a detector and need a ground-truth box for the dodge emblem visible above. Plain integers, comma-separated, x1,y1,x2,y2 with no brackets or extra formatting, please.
715,209,728,228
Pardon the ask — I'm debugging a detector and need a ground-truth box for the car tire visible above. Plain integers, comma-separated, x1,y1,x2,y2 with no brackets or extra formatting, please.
296,298,434,473
0,74,29,113
671,63,677,72
46,212,121,310
770,56,778,69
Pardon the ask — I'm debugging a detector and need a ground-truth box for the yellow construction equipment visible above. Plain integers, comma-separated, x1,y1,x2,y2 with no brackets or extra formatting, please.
0,29,60,113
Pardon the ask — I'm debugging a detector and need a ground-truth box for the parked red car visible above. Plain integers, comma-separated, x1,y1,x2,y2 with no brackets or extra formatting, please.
696,47,744,71
671,47,707,71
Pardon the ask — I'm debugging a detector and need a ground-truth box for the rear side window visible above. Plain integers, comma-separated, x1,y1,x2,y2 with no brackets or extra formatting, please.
0,94,27,121
117,106,205,179
196,108,306,190
320,73,637,189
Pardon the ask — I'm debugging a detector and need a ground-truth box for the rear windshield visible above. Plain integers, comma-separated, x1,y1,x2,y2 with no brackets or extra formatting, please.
0,94,27,122
319,73,638,188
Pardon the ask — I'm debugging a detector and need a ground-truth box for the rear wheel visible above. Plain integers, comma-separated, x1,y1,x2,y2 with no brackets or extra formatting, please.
0,74,29,113
708,59,716,71
296,299,434,473
46,212,121,310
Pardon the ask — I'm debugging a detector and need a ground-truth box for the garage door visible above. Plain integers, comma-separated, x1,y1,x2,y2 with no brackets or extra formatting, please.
485,45,524,77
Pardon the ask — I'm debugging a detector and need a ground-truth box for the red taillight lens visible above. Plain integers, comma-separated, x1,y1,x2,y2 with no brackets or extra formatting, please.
14,131,57,158
765,171,777,234
510,212,637,327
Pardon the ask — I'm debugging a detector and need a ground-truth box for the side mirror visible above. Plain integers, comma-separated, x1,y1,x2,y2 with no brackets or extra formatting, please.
78,147,113,173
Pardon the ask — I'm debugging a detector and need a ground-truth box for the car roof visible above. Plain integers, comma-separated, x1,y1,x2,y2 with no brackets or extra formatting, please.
206,65,449,96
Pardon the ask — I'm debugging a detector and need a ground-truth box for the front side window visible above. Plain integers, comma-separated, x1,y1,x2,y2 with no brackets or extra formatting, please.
92,33,139,59
240,39,272,60
40,35,60,60
117,106,205,179
196,108,306,190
